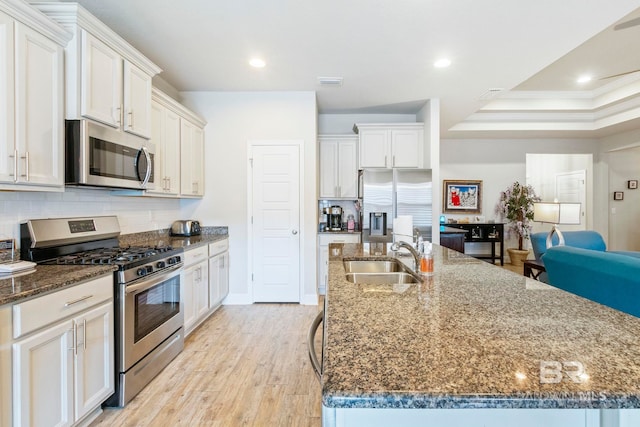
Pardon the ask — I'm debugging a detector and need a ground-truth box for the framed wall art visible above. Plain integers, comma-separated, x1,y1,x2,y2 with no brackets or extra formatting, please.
614,191,624,201
443,180,482,214
628,180,638,189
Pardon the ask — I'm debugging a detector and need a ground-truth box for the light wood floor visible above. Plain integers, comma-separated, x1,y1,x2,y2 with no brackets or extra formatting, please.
91,304,323,427
91,261,521,426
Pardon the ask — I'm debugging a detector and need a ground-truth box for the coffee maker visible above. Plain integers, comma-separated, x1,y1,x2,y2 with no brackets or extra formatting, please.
328,206,343,231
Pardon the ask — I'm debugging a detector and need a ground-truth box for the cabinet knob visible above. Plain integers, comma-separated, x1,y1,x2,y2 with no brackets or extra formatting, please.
292,230,298,235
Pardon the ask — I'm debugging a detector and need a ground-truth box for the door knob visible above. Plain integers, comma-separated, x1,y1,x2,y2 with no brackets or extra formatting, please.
292,230,298,235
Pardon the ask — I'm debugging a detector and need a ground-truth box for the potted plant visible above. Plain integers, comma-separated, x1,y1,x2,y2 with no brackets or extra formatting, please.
495,181,540,267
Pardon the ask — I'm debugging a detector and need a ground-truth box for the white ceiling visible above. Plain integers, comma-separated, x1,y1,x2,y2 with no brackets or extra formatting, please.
44,0,640,137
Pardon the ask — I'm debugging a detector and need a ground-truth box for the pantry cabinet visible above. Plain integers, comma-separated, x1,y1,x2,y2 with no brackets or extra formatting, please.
33,3,161,139
0,3,69,192
319,136,358,199
355,123,424,169
11,274,114,427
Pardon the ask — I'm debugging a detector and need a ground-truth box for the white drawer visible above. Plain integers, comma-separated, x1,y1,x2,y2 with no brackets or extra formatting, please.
183,245,208,266
209,239,229,257
318,233,360,246
13,274,113,339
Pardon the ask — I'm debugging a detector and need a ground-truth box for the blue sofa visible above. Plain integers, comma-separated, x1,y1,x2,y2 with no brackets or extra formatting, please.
530,230,607,261
542,246,640,318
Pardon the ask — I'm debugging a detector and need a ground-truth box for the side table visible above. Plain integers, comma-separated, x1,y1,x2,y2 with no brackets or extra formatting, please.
523,259,546,280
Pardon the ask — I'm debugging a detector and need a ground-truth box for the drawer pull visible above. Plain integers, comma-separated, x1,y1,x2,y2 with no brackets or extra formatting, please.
64,295,93,307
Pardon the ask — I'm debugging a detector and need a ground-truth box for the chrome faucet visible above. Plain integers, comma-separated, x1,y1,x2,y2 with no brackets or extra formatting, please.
391,240,421,271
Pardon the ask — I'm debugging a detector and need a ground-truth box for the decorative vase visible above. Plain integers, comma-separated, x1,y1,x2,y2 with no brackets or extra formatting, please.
507,248,530,268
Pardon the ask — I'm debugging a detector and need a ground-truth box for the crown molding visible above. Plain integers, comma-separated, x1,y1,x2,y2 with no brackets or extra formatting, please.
1,0,71,46
30,2,161,76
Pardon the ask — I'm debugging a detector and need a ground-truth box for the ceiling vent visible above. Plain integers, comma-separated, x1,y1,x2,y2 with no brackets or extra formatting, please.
478,88,505,100
317,77,343,87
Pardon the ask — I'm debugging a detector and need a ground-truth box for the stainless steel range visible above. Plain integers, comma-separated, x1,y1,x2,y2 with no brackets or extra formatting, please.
20,216,184,407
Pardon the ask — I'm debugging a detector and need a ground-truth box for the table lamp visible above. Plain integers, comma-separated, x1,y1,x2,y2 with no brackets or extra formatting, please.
533,202,581,248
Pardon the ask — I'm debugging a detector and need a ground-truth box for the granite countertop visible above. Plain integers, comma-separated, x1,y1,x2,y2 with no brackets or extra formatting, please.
0,226,229,306
323,243,640,409
0,265,117,306
119,226,229,251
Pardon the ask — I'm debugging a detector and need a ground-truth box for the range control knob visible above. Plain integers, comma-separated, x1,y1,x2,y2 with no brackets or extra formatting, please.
167,256,181,265
156,261,166,269
137,265,153,276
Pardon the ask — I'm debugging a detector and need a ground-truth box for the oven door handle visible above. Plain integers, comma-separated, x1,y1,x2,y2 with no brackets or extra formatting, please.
125,264,183,295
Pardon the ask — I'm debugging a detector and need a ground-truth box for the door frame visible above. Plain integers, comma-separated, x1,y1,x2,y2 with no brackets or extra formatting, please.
247,140,305,303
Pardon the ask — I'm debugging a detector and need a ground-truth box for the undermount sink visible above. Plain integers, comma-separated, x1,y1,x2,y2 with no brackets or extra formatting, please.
343,259,407,273
345,272,420,284
343,259,420,284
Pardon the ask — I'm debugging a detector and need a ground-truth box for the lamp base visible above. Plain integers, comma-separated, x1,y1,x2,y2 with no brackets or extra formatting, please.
545,225,566,249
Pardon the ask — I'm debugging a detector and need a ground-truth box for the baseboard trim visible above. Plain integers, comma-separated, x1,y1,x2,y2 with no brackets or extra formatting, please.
223,293,252,305
301,293,319,305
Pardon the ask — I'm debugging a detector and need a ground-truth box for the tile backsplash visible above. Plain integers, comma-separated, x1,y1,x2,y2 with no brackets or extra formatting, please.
0,188,182,249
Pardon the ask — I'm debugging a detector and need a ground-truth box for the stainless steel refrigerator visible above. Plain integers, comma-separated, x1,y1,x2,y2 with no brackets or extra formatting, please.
360,169,433,242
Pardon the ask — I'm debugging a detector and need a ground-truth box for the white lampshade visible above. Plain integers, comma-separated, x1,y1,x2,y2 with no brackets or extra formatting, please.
533,202,560,224
558,203,581,225
533,202,581,225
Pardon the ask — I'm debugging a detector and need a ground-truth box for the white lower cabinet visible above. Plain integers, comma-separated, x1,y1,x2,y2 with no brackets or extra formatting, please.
183,239,230,336
317,233,360,295
208,239,229,310
11,275,114,427
182,245,209,336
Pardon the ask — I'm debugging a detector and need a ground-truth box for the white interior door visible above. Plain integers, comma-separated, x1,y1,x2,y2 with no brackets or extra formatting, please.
555,170,586,230
250,143,301,302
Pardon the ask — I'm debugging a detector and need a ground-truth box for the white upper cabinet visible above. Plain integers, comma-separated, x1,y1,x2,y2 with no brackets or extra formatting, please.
148,92,181,196
0,11,15,185
355,123,424,169
34,3,161,139
319,136,358,198
145,88,206,198
180,119,205,197
123,61,152,138
80,30,122,128
0,2,70,192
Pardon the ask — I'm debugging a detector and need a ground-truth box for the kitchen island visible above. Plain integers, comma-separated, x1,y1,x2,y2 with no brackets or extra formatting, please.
321,243,640,427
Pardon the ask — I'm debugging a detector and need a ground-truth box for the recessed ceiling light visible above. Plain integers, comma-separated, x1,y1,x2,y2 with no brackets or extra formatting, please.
249,58,266,68
434,58,451,68
577,75,592,84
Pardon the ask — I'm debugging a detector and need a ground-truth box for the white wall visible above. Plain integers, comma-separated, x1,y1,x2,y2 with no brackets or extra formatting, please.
0,189,182,245
440,138,599,251
600,128,640,251
606,147,640,250
179,91,318,304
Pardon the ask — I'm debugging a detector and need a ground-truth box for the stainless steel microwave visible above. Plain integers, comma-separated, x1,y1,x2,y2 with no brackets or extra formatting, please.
65,120,155,190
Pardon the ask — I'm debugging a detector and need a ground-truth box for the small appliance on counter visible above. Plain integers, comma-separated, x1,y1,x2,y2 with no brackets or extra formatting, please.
328,206,343,231
170,220,201,237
